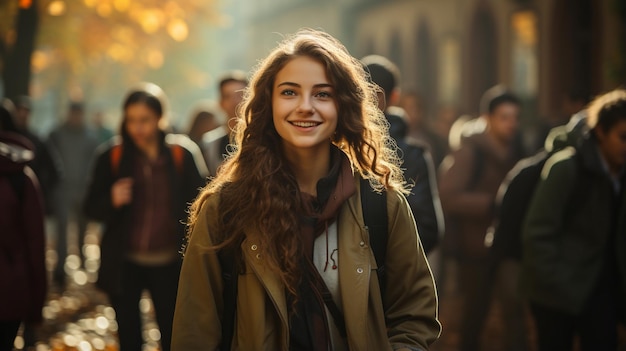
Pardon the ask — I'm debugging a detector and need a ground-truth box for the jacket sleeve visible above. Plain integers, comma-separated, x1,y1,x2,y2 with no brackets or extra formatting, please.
23,167,47,323
182,142,208,203
405,147,444,254
83,148,117,222
522,150,577,305
438,146,493,217
172,199,224,351
491,161,541,260
385,191,441,350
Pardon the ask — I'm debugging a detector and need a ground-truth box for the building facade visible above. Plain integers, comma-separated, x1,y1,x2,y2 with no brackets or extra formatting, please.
214,0,625,124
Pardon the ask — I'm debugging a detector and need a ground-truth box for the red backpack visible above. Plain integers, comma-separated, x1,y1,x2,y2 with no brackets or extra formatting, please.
109,143,185,176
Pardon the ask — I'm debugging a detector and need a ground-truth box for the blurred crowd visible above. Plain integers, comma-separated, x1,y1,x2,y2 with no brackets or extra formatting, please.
1,51,625,351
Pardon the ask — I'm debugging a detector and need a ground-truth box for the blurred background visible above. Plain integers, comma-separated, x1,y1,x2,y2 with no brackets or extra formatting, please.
1,0,626,350
1,0,625,136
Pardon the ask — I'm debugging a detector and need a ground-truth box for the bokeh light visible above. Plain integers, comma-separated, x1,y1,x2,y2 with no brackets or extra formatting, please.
167,18,189,42
48,1,66,16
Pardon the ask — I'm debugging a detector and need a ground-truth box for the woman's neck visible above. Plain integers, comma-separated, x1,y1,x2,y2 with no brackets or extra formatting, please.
284,144,331,196
137,139,160,161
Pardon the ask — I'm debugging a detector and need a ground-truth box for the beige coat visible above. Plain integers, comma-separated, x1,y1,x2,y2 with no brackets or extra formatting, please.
172,177,441,351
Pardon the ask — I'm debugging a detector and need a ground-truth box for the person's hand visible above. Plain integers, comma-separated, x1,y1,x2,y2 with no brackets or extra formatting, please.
111,177,133,208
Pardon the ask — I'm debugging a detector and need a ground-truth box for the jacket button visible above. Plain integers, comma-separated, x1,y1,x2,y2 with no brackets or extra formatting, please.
251,244,258,251
356,268,364,274
359,241,365,247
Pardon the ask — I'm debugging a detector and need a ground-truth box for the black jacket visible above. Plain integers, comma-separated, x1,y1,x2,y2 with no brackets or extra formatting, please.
491,113,588,261
386,110,444,254
522,132,626,314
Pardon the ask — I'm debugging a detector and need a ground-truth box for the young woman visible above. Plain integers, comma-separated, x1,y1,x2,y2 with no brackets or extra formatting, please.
172,30,440,351
83,83,207,351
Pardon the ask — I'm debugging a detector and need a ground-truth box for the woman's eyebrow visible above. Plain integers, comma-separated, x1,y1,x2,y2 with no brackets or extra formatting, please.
276,82,334,89
276,82,299,88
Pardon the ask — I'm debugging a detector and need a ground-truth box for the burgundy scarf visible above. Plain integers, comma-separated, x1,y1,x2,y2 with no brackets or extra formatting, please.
289,148,355,351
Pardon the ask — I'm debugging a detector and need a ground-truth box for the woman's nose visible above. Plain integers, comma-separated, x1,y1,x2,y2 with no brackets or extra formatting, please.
297,96,314,114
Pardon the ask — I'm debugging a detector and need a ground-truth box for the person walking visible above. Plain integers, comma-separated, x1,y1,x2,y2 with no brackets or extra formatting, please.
172,29,440,351
47,102,99,287
0,102,47,351
438,85,522,351
199,71,248,175
83,83,207,351
522,89,626,351
361,55,444,255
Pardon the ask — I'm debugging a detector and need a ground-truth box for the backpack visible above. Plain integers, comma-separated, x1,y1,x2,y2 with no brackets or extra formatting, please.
218,177,388,350
109,143,185,176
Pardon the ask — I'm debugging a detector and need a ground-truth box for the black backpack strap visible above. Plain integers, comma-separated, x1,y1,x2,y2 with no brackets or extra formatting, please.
218,248,238,351
359,177,388,303
8,171,26,203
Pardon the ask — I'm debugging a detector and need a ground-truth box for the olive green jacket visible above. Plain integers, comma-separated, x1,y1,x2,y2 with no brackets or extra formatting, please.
172,177,441,351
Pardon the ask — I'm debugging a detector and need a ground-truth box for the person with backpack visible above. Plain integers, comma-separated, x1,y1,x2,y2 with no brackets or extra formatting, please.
0,102,47,351
83,83,207,351
172,29,440,351
360,55,444,256
468,114,586,351
438,85,523,351
522,89,626,351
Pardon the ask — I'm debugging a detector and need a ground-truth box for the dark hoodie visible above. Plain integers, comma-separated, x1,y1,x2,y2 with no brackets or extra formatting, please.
0,132,47,322
385,107,444,254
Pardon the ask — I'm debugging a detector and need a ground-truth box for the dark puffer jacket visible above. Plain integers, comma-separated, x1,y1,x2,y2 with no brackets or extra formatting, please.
0,132,47,322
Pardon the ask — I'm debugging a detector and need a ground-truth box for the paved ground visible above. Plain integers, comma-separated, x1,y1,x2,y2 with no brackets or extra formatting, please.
11,222,626,350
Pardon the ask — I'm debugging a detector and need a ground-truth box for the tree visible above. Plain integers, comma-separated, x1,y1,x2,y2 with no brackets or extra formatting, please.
1,0,222,129
1,0,38,100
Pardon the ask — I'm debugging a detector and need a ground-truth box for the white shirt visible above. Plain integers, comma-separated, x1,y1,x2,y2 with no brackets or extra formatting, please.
313,220,348,351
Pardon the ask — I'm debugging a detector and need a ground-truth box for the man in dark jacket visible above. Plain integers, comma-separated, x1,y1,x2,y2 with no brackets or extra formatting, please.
200,71,247,176
48,102,99,286
522,89,626,351
361,55,444,255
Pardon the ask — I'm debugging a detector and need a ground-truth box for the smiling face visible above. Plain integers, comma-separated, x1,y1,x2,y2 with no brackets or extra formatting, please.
272,56,338,157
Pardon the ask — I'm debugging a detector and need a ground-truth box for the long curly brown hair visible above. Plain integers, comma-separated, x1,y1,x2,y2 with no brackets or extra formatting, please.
187,29,406,302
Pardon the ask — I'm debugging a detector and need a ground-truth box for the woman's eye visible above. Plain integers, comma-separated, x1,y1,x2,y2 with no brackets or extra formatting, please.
280,89,296,96
315,91,332,98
